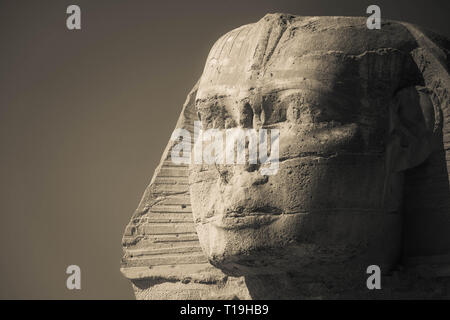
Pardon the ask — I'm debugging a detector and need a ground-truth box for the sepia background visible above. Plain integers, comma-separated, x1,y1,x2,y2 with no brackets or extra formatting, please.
0,0,448,299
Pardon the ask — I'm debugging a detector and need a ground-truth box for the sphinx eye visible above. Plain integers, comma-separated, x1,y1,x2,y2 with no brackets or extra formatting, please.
197,103,232,129
196,104,213,126
261,95,286,125
287,103,301,123
238,102,253,128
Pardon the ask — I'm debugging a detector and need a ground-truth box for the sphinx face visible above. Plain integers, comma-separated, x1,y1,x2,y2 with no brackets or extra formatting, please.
189,92,399,275
188,16,419,275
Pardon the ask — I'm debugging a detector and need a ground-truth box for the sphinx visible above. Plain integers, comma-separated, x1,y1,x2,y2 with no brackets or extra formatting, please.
121,14,450,299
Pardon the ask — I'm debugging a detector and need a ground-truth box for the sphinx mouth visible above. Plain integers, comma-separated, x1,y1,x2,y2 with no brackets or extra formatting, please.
224,206,283,216
206,213,281,230
199,206,284,229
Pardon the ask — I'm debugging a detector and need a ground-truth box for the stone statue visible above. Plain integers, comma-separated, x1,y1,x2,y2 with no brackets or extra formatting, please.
121,14,450,299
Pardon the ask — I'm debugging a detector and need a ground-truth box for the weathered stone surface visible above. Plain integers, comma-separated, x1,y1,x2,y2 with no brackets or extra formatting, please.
121,79,251,299
121,14,450,299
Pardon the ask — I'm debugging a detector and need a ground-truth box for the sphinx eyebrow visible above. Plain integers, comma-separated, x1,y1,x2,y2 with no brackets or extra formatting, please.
195,81,358,108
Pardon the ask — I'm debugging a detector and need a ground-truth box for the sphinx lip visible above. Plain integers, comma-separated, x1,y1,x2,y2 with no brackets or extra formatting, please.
225,206,283,216
206,212,281,229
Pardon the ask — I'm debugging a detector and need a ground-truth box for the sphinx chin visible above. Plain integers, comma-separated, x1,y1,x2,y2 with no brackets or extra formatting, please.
194,213,329,276
195,210,402,278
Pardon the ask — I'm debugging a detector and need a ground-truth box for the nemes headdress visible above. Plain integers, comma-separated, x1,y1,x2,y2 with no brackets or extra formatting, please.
121,14,450,299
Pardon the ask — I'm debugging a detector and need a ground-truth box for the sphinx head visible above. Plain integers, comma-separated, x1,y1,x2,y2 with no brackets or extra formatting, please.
188,14,449,278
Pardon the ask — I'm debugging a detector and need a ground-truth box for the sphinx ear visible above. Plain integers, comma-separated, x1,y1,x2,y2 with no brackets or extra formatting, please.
388,86,439,172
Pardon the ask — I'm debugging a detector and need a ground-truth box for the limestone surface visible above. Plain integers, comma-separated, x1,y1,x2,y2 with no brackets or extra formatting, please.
121,14,450,299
